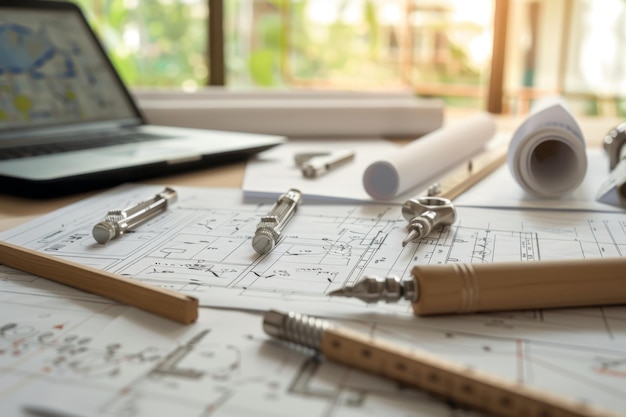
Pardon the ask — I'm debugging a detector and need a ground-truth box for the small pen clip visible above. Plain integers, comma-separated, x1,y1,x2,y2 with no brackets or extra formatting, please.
294,150,355,178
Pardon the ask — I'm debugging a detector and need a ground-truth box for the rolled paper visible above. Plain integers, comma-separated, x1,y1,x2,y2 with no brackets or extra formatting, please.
508,97,587,198
362,112,496,200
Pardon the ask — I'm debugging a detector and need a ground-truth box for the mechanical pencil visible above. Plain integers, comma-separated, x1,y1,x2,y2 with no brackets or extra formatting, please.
329,257,626,315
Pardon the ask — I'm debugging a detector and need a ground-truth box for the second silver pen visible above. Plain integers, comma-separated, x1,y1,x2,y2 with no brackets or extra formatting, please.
252,188,302,254
301,150,355,178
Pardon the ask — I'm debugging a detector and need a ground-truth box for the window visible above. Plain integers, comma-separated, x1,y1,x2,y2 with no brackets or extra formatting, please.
77,0,626,116
75,0,209,89
226,0,493,110
504,0,626,116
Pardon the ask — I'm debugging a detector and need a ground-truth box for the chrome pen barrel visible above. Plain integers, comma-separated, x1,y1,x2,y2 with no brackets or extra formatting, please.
119,187,176,230
92,187,177,244
266,189,301,234
252,189,302,254
263,310,330,351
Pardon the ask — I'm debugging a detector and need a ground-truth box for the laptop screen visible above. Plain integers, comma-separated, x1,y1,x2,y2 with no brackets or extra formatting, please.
0,5,140,133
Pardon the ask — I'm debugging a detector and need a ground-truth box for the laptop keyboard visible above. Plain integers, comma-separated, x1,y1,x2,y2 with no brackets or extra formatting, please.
0,132,168,161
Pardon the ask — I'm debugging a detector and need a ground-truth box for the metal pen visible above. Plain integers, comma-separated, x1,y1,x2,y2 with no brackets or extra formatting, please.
300,150,355,178
252,188,302,254
92,187,177,244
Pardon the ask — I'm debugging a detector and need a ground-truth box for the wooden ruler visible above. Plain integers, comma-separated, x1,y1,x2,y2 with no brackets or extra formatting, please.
266,310,621,417
427,144,508,201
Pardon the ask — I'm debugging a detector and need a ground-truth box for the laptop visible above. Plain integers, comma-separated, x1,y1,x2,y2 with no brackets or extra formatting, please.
0,0,285,198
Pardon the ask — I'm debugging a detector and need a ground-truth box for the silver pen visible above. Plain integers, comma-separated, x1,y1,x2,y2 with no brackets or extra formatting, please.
252,188,302,254
92,187,178,244
299,150,355,178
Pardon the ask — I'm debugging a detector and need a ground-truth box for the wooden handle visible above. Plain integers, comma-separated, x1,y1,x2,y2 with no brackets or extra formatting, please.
0,241,198,324
321,326,620,417
410,258,626,315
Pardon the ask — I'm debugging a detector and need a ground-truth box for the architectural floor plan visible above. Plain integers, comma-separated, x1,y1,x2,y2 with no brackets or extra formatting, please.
0,185,625,416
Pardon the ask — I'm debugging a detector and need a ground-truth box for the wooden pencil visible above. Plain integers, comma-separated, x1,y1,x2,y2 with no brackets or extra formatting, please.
0,240,198,324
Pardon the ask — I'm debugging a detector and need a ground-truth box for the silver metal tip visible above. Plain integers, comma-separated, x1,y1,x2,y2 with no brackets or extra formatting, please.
328,276,409,304
402,230,420,247
327,288,346,297
262,310,287,338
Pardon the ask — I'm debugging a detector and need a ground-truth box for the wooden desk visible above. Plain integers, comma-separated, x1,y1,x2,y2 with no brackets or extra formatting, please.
1,116,624,417
0,161,246,232
0,115,619,233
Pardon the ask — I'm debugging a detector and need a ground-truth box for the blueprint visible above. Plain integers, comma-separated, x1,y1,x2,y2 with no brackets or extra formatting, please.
2,296,626,417
2,184,625,317
0,184,625,416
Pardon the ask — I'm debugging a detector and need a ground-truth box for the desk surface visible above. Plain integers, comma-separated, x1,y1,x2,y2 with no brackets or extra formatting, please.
0,114,618,232
1,114,625,417
0,160,247,232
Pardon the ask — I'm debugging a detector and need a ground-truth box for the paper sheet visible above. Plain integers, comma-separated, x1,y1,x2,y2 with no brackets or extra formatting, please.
1,184,625,317
507,98,587,198
454,148,624,211
4,294,626,417
362,112,495,200
243,138,403,203
243,133,507,205
243,137,624,212
1,184,626,416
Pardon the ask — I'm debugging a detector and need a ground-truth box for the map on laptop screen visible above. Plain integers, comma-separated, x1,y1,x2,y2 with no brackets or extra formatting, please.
0,7,138,130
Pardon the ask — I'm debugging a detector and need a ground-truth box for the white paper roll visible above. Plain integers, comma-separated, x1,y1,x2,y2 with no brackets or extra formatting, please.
507,98,587,198
362,112,496,200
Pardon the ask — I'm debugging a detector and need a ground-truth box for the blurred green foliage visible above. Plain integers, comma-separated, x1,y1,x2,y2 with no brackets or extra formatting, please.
225,0,408,88
74,0,485,100
57,1,624,115
75,0,208,88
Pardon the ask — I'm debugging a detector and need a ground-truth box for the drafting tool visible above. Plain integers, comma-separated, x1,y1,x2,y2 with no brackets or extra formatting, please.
597,122,626,207
295,150,355,178
328,257,626,315
252,188,302,254
263,310,620,417
431,143,507,201
0,240,198,324
398,145,505,246
92,187,177,244
400,196,456,247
